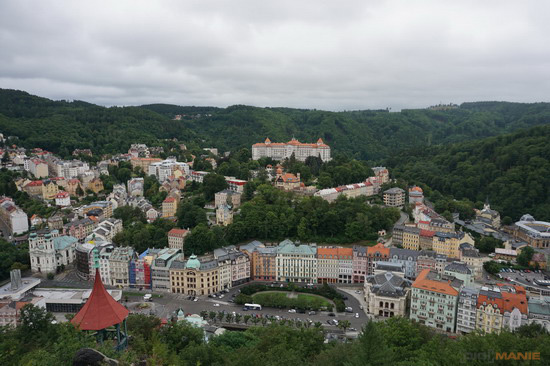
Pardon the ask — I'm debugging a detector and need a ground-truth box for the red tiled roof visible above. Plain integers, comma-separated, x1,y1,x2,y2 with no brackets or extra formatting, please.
163,197,176,203
168,228,188,237
71,270,129,331
25,180,43,187
413,269,458,296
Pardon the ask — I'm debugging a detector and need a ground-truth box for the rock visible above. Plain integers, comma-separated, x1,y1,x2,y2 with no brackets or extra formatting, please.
73,348,118,366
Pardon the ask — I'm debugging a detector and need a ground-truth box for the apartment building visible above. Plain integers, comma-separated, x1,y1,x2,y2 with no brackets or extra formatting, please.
252,137,331,162
276,240,317,283
410,269,462,333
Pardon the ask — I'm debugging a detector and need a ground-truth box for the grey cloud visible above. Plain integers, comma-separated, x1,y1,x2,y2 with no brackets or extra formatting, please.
1,0,549,110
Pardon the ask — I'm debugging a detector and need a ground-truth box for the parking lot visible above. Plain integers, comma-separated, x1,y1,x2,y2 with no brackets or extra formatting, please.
497,268,549,290
127,282,368,332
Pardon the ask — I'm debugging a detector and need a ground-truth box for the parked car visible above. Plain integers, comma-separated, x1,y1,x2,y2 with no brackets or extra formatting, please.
213,303,220,307
355,313,359,318
328,312,336,317
288,309,296,313
308,311,316,315
143,294,152,302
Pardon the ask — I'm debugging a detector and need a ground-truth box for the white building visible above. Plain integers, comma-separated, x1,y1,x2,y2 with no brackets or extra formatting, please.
364,266,411,319
252,137,331,162
275,239,317,283
54,191,71,207
0,197,29,235
148,158,189,182
29,230,78,274
127,177,144,196
456,287,479,334
92,218,123,242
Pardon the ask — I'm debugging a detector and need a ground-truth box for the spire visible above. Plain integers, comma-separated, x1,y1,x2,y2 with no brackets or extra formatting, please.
71,269,129,331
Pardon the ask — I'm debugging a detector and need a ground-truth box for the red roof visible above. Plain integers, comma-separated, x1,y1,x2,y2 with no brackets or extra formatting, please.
71,269,129,331
164,197,176,203
420,229,435,237
168,228,188,237
26,180,43,187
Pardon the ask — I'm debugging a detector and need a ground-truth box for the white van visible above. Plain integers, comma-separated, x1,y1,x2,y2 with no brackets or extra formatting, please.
143,294,152,301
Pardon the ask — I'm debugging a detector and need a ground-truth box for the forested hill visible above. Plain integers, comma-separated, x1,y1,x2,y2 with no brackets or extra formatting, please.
0,89,196,157
2,88,550,160
387,124,550,221
143,102,550,160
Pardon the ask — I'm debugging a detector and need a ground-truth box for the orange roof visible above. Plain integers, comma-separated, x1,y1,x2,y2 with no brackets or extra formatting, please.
26,180,43,187
410,186,423,193
367,243,390,256
412,269,458,296
163,197,176,203
317,247,353,258
477,284,528,314
253,137,329,148
168,228,188,237
420,229,435,237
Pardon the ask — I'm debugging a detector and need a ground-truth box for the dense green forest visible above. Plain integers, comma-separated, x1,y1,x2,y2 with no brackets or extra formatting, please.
3,89,550,161
181,184,400,255
0,89,196,157
388,124,550,221
149,102,550,160
2,305,549,366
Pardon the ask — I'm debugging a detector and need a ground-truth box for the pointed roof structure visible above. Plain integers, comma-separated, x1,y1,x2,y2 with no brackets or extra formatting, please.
71,269,129,331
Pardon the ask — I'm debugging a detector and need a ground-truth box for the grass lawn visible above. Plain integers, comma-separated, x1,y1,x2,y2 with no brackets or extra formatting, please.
252,291,331,310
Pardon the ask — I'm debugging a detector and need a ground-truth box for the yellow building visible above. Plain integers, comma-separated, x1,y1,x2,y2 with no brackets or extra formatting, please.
41,180,59,200
402,227,421,251
86,177,104,194
162,197,178,218
432,232,473,259
169,255,220,296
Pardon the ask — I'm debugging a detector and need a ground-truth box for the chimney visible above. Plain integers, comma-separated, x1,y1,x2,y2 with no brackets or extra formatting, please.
10,269,22,291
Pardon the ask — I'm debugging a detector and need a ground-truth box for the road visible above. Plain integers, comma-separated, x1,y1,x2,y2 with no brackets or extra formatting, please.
385,210,409,247
124,282,369,331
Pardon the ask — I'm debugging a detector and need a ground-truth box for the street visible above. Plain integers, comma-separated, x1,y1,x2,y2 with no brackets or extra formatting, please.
123,282,369,331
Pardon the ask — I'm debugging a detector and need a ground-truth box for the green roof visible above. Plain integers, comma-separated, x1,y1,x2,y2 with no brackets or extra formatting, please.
185,254,201,269
276,240,316,255
53,236,78,250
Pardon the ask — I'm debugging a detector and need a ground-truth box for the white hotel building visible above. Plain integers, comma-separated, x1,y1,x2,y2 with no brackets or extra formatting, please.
252,138,331,162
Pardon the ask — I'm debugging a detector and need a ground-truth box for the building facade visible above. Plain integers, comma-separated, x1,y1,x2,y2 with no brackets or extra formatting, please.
252,137,331,162
276,240,317,283
409,269,462,333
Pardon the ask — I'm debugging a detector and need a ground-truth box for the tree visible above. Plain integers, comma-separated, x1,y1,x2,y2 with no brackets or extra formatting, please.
338,320,351,332
203,173,228,201
517,246,535,267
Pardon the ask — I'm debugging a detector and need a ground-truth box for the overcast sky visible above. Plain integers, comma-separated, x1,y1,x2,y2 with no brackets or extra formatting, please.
1,1,549,110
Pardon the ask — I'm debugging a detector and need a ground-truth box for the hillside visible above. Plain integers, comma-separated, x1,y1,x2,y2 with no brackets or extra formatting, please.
2,88,550,162
387,124,550,221
0,89,196,157
144,102,550,160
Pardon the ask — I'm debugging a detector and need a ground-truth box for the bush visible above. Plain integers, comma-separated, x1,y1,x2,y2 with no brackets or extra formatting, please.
46,272,54,280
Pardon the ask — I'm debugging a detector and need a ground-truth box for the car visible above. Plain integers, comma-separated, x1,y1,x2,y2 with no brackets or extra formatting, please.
345,307,353,313
328,312,336,317
224,289,230,293
143,294,152,302
193,298,198,302
280,284,284,288
232,294,236,297
355,290,361,294
359,305,363,310
342,296,349,300
326,320,333,325
288,309,297,313
355,313,359,318
187,296,192,300
228,300,234,303
212,294,217,298
219,294,225,299
213,303,220,307
349,327,357,332
308,311,316,315
297,309,306,314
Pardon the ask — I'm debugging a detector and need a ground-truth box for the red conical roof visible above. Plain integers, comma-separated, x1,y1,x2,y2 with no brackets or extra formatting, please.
71,269,129,331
